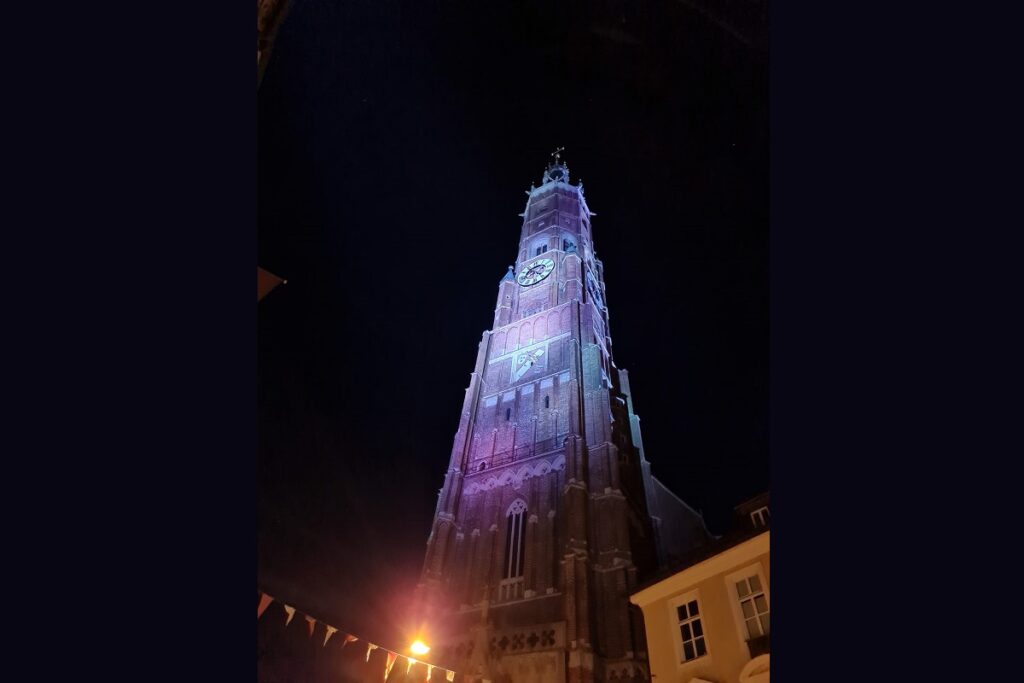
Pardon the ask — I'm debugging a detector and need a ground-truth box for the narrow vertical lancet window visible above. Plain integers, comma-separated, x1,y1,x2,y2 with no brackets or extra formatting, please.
503,500,526,579
500,499,527,600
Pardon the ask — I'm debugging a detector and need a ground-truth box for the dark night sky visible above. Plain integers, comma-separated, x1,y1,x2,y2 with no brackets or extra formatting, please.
258,0,766,647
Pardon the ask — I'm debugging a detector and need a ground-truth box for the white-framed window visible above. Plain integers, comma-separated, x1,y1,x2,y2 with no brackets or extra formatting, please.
671,592,709,662
750,506,770,528
726,564,770,641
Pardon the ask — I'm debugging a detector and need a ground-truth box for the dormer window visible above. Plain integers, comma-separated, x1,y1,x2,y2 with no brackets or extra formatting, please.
750,506,770,528
535,245,548,256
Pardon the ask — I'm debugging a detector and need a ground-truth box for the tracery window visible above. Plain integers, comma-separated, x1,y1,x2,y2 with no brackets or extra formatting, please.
499,499,527,600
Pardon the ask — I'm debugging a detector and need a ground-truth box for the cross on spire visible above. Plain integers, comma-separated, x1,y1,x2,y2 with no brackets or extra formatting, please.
551,146,565,164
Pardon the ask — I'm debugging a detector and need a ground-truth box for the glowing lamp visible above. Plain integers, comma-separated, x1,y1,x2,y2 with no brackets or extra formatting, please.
410,640,430,656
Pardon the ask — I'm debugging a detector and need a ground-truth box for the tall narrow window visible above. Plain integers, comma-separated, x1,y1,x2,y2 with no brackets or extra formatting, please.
505,407,511,421
544,396,550,409
499,500,527,601
735,573,770,639
675,596,708,662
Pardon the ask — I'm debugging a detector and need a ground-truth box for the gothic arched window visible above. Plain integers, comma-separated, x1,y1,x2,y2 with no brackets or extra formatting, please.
503,499,527,582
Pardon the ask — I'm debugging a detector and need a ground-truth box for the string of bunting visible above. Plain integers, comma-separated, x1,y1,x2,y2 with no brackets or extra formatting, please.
258,590,456,682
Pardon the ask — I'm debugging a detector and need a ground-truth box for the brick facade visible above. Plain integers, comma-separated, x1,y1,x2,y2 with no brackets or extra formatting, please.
418,160,707,682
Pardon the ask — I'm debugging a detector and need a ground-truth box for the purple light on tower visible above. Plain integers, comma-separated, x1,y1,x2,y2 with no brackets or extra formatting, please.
417,154,709,683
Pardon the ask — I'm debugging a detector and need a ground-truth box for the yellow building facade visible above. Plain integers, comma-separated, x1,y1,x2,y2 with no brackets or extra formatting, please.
630,498,770,683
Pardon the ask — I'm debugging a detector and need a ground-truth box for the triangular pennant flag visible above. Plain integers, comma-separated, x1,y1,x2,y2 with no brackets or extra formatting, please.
384,651,398,681
365,643,378,662
257,593,273,619
406,657,417,674
426,664,433,680
343,634,358,648
305,615,316,637
446,670,455,682
283,604,296,626
323,625,338,647
257,266,286,302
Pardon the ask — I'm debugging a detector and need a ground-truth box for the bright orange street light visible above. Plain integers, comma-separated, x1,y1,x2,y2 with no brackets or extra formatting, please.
410,640,430,656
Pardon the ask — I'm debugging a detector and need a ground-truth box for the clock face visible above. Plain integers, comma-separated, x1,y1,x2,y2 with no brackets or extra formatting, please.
517,257,555,286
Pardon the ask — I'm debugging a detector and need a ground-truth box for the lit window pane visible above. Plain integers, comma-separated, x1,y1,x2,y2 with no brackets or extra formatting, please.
692,619,703,638
736,581,750,597
741,600,755,618
749,575,762,592
683,641,695,661
681,623,692,640
760,614,770,634
754,595,768,614
695,637,707,657
688,600,699,616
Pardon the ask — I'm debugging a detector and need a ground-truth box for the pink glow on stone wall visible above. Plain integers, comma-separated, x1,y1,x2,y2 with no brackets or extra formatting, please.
416,162,708,683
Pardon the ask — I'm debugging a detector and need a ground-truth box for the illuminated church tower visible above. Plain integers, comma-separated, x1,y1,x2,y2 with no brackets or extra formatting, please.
419,154,707,683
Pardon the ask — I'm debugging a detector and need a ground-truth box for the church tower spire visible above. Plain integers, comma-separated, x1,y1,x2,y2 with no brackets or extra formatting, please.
417,158,707,683
542,146,569,185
